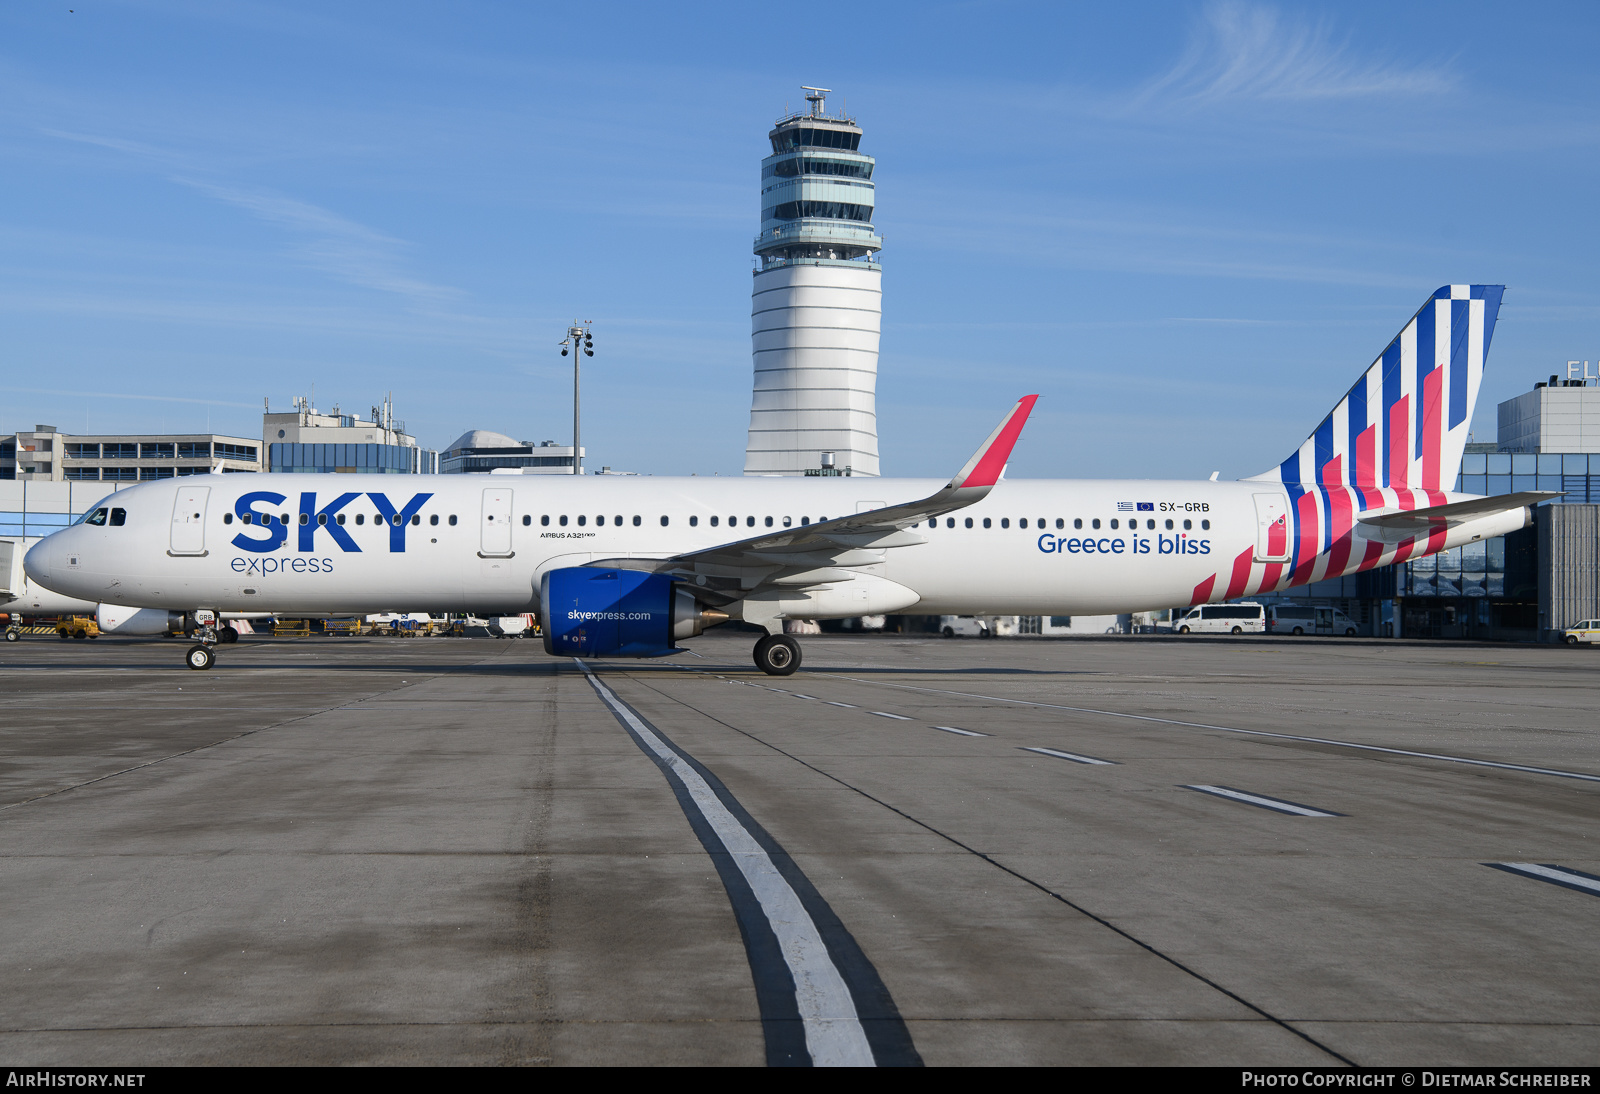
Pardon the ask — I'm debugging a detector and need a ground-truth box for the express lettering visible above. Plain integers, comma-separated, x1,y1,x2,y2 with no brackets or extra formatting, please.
230,556,336,574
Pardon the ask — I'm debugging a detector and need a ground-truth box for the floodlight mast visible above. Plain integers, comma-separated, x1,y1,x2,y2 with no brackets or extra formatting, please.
558,322,594,474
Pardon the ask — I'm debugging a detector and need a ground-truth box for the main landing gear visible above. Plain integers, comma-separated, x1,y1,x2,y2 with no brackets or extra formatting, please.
753,634,801,676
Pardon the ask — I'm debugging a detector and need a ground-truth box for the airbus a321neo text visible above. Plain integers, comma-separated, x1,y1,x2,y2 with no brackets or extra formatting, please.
26,285,1547,675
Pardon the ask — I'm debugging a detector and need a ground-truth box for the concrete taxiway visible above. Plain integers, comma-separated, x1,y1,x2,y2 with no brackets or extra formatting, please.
1,631,1597,1065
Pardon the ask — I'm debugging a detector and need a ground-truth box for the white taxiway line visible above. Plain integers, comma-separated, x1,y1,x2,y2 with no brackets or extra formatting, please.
1020,746,1117,766
825,701,857,709
813,675,1600,785
870,712,912,720
1487,862,1600,897
1184,784,1342,817
579,663,875,1066
932,726,987,737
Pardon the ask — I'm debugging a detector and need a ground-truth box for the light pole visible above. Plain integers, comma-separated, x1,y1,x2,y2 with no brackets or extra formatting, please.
559,322,594,474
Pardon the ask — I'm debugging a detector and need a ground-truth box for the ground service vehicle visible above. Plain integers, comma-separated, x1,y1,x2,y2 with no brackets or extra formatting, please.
1564,621,1600,646
1174,603,1265,634
1268,605,1359,636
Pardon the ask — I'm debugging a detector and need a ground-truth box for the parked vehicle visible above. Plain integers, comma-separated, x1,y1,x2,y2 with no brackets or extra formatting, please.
1174,603,1264,635
1564,620,1600,646
1267,605,1359,636
56,615,100,640
938,615,1017,639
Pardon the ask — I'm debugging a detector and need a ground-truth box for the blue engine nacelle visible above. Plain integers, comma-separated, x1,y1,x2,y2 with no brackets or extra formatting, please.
540,567,723,657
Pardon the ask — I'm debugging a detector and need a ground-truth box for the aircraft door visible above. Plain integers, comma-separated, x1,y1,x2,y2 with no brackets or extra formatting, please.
480,488,513,557
170,486,211,556
1253,493,1289,562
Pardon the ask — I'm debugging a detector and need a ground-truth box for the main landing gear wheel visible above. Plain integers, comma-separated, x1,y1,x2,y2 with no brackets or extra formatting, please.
219,626,239,644
185,644,215,670
753,634,801,676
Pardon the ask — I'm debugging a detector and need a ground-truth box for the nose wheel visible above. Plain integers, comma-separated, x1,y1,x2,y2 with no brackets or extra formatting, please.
753,634,801,676
185,643,215,670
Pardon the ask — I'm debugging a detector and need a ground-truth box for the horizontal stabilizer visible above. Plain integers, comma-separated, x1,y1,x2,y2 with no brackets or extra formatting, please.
1357,491,1560,535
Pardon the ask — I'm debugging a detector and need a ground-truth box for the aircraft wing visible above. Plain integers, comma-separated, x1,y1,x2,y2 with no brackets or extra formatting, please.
589,395,1038,603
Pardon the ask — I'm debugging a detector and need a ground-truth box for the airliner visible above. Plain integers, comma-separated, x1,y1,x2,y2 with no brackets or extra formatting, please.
24,285,1548,674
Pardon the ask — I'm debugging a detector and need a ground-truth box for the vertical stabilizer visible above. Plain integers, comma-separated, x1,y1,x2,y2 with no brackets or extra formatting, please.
1249,284,1504,495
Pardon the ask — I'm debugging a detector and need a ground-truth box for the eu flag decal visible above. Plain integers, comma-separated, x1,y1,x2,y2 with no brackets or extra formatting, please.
1136,502,1154,512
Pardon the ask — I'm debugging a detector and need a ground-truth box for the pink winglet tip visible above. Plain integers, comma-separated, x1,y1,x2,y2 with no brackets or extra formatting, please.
958,394,1039,489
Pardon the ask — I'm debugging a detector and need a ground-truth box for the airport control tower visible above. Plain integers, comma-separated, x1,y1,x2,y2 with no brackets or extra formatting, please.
745,88,882,477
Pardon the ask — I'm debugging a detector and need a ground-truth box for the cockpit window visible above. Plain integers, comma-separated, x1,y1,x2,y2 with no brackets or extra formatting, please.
82,508,108,526
109,508,127,527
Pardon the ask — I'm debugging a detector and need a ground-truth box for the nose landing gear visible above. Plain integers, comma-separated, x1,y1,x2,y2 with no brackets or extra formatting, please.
185,609,221,670
753,634,801,676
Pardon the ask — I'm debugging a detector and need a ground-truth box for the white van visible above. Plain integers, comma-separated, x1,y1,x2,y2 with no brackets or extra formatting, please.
1266,605,1358,636
1174,603,1265,635
939,615,1018,638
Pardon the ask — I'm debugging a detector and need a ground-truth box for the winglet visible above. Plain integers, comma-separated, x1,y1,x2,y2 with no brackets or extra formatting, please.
950,395,1038,489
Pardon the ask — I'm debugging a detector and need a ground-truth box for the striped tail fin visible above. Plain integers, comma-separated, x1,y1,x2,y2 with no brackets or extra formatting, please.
1248,284,1504,500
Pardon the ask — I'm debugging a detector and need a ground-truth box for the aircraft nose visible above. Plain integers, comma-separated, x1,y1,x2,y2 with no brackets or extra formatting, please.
23,540,51,584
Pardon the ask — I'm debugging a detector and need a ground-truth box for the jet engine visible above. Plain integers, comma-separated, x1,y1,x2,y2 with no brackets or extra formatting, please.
97,604,189,635
540,568,726,657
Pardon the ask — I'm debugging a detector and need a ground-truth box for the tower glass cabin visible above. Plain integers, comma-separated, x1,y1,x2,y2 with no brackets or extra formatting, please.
745,88,883,477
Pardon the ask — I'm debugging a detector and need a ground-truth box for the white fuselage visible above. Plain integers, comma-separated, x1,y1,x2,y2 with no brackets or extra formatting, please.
23,474,1526,622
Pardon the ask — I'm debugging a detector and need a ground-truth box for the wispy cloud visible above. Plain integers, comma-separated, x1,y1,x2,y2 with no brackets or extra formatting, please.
171,177,463,303
1132,2,1454,109
0,386,258,408
39,128,462,305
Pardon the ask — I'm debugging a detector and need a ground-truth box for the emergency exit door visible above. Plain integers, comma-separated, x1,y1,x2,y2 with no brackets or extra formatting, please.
480,488,514,557
1253,492,1289,563
170,486,211,556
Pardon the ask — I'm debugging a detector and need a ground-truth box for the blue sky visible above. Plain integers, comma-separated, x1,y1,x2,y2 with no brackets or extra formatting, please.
3,1,1598,479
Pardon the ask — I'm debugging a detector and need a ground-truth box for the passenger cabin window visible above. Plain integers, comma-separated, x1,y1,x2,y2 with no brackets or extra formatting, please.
337,514,345,525
1201,520,1211,530
946,518,954,528
615,515,623,526
689,516,698,527
1002,518,1011,529
1091,519,1100,530
110,508,127,526
1110,519,1118,530
411,515,421,526
983,518,992,529
355,514,364,525
710,516,719,527
596,515,605,526
660,516,669,526
1055,519,1064,529
764,516,773,527
222,513,233,525
542,515,551,526
449,515,458,526
802,517,811,525
521,515,530,526
1074,519,1082,529
964,517,973,528
633,515,641,526
84,508,108,526
577,515,587,526
431,515,440,526
1183,519,1191,530
317,514,328,526
1166,519,1174,530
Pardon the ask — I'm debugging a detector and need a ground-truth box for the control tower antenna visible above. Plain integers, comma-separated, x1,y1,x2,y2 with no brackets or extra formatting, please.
744,86,882,477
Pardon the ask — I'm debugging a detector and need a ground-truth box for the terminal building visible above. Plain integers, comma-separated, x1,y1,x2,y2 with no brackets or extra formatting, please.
745,87,883,478
1,425,260,481
264,395,436,475
439,431,582,475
